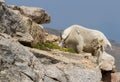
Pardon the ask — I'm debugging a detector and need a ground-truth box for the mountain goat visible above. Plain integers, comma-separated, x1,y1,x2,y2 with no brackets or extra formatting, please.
59,25,112,64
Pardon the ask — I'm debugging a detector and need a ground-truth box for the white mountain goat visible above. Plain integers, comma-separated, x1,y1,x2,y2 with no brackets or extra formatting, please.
59,25,112,65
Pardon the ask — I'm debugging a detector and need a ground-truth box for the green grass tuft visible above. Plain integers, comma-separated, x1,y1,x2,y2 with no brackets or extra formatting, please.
32,40,76,53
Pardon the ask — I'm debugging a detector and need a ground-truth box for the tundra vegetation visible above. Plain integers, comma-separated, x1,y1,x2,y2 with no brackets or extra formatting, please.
32,40,76,53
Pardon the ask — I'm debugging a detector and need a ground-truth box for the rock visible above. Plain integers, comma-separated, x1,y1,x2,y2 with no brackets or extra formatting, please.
0,4,33,43
15,32,34,43
0,33,119,82
0,0,4,4
100,61,113,71
20,6,50,24
44,63,102,82
8,5,50,24
27,47,102,82
0,34,45,82
0,4,49,43
63,64,101,82
28,22,46,43
100,52,115,71
0,33,103,82
45,33,59,44
111,72,120,82
45,64,67,82
0,4,26,35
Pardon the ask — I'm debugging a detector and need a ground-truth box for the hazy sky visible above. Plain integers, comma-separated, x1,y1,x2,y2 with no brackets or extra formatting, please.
5,0,120,42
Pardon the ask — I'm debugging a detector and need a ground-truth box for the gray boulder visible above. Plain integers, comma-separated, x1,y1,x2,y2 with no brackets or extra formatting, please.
8,5,50,24
63,64,101,82
100,52,115,71
44,63,101,82
0,33,45,82
0,3,50,44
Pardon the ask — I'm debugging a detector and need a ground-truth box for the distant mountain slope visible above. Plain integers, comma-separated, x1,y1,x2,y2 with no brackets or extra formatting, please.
45,27,120,71
45,27,62,36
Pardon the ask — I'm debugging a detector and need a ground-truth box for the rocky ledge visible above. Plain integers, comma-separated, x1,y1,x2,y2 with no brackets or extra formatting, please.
0,33,101,82
0,2,50,44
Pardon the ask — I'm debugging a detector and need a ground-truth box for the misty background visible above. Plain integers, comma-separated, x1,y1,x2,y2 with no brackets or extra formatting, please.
5,0,120,42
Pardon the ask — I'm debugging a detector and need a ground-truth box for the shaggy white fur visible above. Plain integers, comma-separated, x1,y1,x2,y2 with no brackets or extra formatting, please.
59,25,112,65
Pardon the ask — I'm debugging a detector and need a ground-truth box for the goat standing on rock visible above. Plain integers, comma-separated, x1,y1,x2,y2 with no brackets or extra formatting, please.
59,25,112,65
